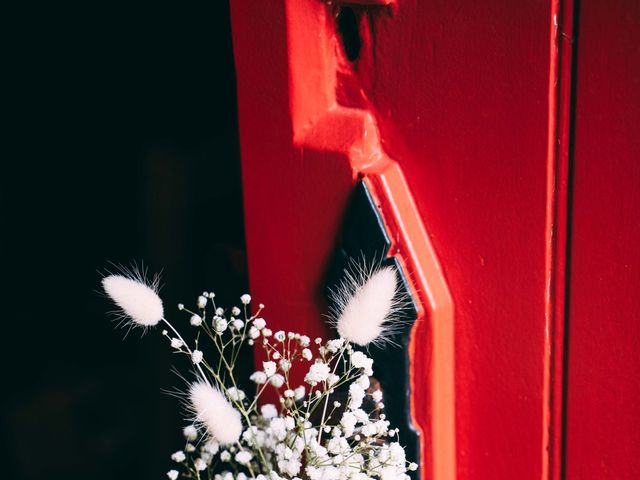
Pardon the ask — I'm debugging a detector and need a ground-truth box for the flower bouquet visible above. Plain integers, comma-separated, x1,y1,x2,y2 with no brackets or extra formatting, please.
102,264,417,480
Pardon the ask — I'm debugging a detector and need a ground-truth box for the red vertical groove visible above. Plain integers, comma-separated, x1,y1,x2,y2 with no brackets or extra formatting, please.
544,0,575,479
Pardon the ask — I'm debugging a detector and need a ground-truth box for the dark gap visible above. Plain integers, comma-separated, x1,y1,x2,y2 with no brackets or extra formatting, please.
561,1,581,479
337,6,361,62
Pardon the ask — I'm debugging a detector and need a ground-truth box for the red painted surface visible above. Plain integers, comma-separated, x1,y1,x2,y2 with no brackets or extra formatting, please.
230,1,640,479
564,1,640,479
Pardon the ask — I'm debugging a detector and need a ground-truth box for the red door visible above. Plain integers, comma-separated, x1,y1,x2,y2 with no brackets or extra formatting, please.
229,1,640,479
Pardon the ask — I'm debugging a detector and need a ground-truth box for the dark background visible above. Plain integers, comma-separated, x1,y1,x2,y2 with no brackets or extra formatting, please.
2,3,247,479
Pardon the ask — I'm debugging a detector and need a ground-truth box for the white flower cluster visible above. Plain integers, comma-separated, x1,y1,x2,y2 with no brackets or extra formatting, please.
102,265,415,480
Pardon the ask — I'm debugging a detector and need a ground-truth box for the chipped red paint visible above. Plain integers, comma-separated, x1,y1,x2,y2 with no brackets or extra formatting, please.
230,1,640,479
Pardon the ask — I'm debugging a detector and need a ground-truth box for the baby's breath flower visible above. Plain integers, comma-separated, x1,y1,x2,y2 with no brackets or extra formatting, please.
270,374,285,388
232,319,244,330
220,451,231,461
191,350,203,364
260,403,278,419
190,314,203,327
250,371,267,384
372,390,383,403
171,451,186,462
294,385,305,400
183,425,198,441
253,317,266,329
356,374,370,390
231,306,241,316
350,351,374,376
299,335,310,346
274,330,286,342
326,338,344,353
249,326,260,339
227,387,246,402
194,458,207,471
167,470,179,480
240,294,251,305
272,352,281,360
216,307,224,316
204,439,219,454
263,328,273,337
215,317,228,333
302,348,313,361
263,361,277,377
235,451,252,465
305,362,330,385
197,296,207,308
279,359,291,372
185,443,196,453
171,338,183,349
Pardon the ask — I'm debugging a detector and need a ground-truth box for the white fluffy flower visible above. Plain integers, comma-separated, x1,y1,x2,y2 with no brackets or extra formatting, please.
261,403,278,419
305,362,330,384
167,470,179,480
204,439,219,454
332,265,401,346
171,338,183,349
263,328,273,337
197,295,207,308
356,374,370,390
215,317,228,333
372,389,383,403
171,450,186,462
194,458,207,471
263,361,277,377
250,371,267,384
253,317,266,329
279,458,302,476
220,451,231,461
270,374,285,388
183,425,198,440
274,330,286,342
362,423,377,437
189,382,242,444
349,383,366,410
249,326,261,339
302,348,313,361
326,338,344,353
340,411,357,436
190,314,203,326
232,306,241,316
102,273,164,327
350,351,373,376
240,294,251,305
191,350,203,364
269,417,288,440
235,451,253,465
327,374,339,387
232,319,244,330
294,386,305,400
279,359,291,372
227,387,246,402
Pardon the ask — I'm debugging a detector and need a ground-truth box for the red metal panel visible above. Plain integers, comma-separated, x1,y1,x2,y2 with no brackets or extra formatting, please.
359,3,551,479
564,1,640,478
229,1,597,479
